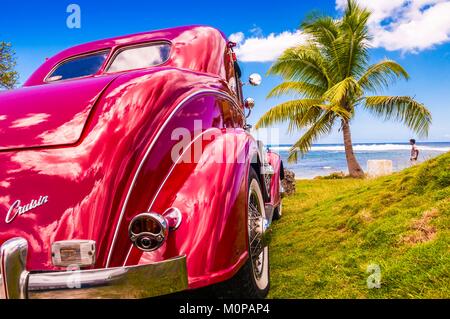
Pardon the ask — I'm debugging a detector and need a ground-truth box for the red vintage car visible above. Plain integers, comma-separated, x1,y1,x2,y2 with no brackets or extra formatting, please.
0,25,283,299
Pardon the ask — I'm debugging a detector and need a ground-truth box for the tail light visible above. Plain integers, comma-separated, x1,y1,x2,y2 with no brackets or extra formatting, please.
128,208,182,252
128,213,168,252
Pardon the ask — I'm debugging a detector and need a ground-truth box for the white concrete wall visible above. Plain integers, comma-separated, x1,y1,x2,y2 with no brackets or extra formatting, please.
367,160,393,178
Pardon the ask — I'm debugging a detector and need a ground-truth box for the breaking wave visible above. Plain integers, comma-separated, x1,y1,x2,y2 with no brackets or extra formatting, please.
269,144,450,152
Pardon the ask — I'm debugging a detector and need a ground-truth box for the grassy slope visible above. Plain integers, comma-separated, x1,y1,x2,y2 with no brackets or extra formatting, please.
269,152,450,298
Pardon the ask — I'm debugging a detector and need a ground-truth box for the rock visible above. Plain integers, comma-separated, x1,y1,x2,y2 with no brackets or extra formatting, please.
281,169,296,196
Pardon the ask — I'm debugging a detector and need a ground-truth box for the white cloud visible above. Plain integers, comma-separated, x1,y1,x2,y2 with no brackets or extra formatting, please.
336,0,450,52
231,1,450,62
336,0,406,23
229,31,308,62
229,32,244,44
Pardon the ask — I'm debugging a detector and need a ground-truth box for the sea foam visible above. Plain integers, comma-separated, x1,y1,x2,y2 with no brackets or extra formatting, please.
269,144,450,152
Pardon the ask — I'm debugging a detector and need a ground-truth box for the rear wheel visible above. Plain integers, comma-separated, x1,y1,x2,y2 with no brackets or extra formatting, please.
213,167,270,298
272,202,282,221
272,178,283,221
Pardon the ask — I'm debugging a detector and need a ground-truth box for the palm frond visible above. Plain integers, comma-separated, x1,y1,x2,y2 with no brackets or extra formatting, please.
287,103,326,133
301,16,343,81
288,111,336,162
267,81,326,99
322,76,362,107
255,99,323,129
268,45,330,88
326,104,353,120
337,0,371,78
301,15,339,43
364,96,432,137
358,59,409,93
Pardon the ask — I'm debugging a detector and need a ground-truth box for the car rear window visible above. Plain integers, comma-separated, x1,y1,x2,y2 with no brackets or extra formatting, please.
106,43,171,73
47,51,109,82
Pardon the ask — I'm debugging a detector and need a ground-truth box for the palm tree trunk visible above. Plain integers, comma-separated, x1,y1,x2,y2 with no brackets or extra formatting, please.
342,119,364,178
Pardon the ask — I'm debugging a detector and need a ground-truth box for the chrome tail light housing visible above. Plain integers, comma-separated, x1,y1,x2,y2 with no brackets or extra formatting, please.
128,213,169,252
128,208,182,252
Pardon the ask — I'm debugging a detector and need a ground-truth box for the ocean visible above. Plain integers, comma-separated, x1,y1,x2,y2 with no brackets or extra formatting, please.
268,142,450,179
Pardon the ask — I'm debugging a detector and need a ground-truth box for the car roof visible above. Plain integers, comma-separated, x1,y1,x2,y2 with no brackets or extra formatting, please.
25,25,228,86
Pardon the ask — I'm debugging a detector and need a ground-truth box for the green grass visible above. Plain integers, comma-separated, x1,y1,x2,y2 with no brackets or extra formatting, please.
269,152,450,298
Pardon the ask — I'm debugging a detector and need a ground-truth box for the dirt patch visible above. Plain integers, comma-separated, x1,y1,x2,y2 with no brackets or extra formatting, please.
402,208,438,244
359,209,373,223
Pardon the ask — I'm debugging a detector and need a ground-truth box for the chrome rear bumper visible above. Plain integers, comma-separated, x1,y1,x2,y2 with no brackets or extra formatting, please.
1,237,188,299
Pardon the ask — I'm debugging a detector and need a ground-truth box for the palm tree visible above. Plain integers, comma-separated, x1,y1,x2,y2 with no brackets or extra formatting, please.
255,0,432,178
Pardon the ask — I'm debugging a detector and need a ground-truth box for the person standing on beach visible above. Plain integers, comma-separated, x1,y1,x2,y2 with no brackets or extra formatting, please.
410,139,419,164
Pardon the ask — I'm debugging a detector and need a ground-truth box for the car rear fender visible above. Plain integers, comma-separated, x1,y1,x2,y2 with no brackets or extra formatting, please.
123,129,261,289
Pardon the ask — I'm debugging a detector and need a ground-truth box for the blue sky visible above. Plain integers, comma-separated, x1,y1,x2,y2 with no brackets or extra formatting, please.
1,0,450,144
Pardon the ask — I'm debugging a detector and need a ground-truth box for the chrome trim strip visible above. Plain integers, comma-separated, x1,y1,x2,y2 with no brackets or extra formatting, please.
28,255,187,299
106,89,240,267
1,238,187,299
